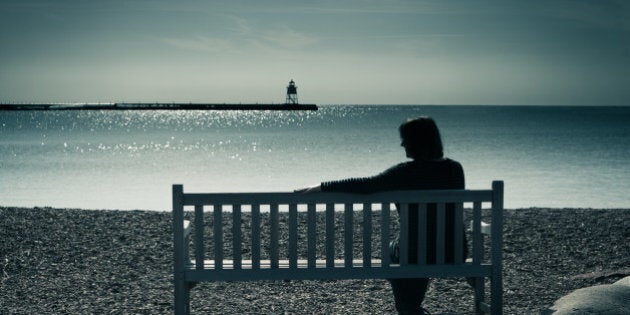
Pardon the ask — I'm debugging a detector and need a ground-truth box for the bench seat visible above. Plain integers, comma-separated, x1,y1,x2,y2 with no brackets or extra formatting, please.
185,259,493,282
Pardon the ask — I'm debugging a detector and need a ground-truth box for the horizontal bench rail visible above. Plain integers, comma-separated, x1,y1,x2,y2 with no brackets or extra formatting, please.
182,189,494,206
185,261,493,282
173,181,504,315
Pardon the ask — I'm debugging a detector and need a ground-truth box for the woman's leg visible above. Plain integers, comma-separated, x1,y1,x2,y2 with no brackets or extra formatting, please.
389,278,430,314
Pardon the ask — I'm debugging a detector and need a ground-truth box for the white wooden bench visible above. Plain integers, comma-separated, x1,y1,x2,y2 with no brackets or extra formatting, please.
173,181,504,314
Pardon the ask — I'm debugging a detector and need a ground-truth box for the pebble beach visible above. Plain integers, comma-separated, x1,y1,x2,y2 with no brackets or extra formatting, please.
1,207,628,314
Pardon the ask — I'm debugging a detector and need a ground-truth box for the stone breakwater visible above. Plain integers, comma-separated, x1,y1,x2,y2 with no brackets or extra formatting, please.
1,207,628,314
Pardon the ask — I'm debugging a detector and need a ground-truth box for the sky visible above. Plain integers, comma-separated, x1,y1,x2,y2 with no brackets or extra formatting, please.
1,0,629,105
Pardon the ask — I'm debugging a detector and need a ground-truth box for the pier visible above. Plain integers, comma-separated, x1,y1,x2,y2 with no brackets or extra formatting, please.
2,80,318,111
0,103,318,111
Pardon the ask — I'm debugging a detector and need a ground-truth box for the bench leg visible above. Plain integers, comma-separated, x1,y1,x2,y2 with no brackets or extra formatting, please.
491,274,503,315
174,278,190,315
473,277,485,314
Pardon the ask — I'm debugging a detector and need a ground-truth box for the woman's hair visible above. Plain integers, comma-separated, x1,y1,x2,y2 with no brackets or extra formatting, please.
399,116,444,160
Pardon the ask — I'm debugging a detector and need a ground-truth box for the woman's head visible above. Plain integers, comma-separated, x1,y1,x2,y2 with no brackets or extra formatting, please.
399,116,444,160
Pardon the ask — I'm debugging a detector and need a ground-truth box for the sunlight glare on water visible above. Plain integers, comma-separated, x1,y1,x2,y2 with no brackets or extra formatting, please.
1,106,629,210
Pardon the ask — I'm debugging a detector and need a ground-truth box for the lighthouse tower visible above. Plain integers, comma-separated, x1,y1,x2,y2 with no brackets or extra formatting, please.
285,80,298,105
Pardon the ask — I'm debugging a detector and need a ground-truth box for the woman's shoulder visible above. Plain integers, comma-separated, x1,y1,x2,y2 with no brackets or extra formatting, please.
441,158,464,174
405,157,462,166
443,157,463,167
412,158,464,174
383,159,456,173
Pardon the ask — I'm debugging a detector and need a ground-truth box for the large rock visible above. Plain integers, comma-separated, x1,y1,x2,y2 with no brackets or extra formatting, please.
543,276,630,314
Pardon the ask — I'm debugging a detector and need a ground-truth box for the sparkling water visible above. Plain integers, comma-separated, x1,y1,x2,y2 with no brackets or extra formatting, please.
1,105,629,210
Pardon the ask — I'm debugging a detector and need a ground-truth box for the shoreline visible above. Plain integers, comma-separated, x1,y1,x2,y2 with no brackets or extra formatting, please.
1,207,628,313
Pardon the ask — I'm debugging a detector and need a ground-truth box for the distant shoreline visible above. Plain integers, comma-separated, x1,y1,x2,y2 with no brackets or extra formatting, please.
0,103,318,111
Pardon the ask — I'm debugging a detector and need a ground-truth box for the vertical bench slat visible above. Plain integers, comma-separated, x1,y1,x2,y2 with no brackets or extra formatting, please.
472,201,483,264
270,204,279,269
399,203,409,265
172,185,187,315
251,204,261,269
233,204,242,269
289,203,298,269
454,202,464,264
491,180,505,315
472,201,485,313
381,202,391,267
362,203,372,267
417,203,427,265
436,203,446,265
344,203,353,267
195,205,204,270
326,203,335,268
307,203,317,268
213,205,223,270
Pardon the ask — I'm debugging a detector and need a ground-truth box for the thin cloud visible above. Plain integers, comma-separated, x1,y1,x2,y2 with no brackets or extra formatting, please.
225,16,320,53
257,25,319,50
161,35,241,54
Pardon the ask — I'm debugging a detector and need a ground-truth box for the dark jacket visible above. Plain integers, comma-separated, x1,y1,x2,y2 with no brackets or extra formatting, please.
321,158,466,264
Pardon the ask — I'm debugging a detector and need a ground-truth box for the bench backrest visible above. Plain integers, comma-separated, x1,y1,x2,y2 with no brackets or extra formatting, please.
173,181,503,280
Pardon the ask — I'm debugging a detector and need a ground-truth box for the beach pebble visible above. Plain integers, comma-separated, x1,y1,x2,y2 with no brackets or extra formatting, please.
1,207,628,314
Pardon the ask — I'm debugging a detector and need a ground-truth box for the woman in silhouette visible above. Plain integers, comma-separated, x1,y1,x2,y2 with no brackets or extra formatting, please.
298,116,465,314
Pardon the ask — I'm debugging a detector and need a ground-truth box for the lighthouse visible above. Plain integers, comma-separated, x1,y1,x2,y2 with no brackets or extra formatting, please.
285,80,298,105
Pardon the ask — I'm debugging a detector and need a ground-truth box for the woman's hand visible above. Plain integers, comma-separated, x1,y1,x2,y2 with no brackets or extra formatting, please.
294,184,322,193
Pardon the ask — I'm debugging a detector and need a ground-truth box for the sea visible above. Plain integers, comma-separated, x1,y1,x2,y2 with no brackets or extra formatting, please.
1,105,629,211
